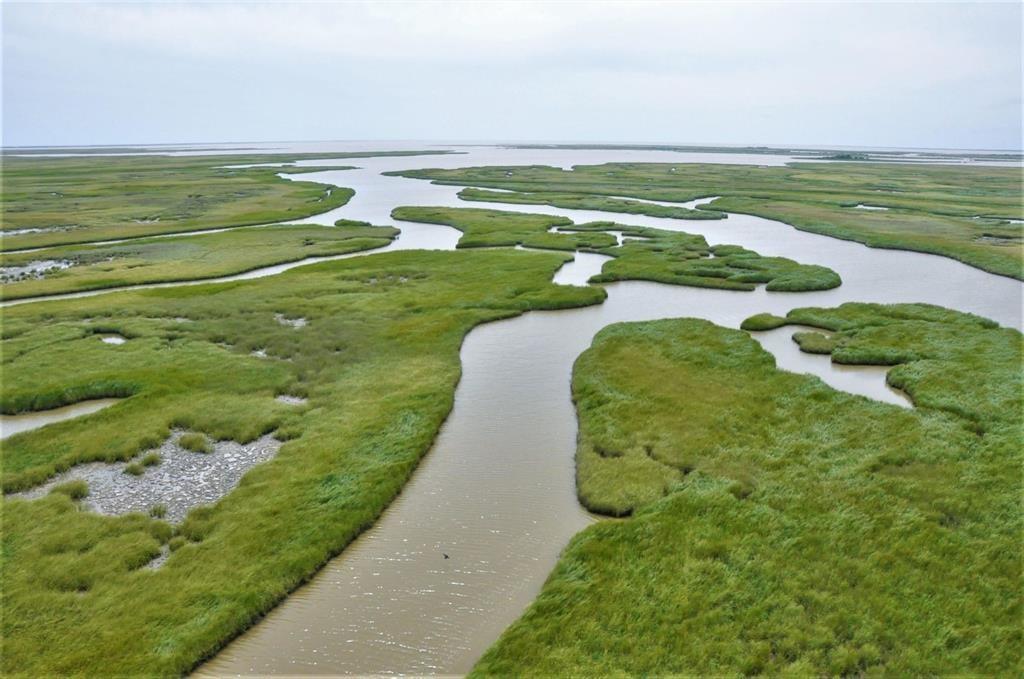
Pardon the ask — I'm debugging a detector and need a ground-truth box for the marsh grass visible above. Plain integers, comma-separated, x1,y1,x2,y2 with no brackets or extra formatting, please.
140,452,162,467
391,205,616,251
392,161,1023,278
1,151,449,250
0,223,397,299
475,305,1021,675
178,433,212,454
740,312,787,330
568,221,840,291
393,207,840,292
456,187,725,220
791,330,835,353
51,479,89,500
1,248,603,676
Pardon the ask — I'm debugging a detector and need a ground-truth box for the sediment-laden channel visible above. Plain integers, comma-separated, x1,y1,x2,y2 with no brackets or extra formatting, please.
193,150,1022,675
5,147,1020,675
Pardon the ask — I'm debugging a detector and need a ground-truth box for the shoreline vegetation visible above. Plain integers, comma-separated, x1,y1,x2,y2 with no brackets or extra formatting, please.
0,151,451,251
2,149,1019,678
0,222,397,300
474,303,1021,675
389,161,1024,279
501,142,1024,164
1,249,605,676
456,186,726,220
392,206,841,292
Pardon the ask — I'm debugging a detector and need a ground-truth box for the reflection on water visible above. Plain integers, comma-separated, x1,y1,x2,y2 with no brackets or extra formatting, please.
750,325,911,408
199,149,1021,677
0,399,121,440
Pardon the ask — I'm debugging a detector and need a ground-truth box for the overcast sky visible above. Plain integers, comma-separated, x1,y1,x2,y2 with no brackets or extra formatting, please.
2,1,1021,149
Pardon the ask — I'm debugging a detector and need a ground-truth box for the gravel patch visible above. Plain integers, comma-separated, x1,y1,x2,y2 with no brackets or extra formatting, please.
145,545,172,570
0,259,73,283
11,431,281,523
275,394,307,405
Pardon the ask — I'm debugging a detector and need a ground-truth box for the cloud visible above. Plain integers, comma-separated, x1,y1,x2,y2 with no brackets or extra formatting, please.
2,1,1020,148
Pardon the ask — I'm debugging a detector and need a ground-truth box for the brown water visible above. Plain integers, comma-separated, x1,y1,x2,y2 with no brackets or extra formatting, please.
4,146,1020,675
750,325,910,408
196,151,1021,676
0,398,121,440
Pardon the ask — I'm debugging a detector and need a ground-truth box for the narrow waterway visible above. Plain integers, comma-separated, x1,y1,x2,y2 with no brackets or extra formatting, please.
195,151,1021,676
0,398,121,440
4,147,1020,675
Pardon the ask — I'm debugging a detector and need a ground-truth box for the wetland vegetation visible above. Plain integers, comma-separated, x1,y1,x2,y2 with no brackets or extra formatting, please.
0,222,396,299
391,161,1024,279
1,149,1020,677
394,206,840,291
475,304,1021,675
1,248,602,676
456,187,725,220
0,151,447,250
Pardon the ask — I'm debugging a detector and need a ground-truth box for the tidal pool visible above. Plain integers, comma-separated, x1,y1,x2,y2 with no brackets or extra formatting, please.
750,325,911,408
0,399,121,440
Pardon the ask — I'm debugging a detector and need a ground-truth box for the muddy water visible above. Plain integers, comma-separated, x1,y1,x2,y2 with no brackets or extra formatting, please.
198,153,1021,676
751,325,911,408
0,398,121,440
4,146,1020,674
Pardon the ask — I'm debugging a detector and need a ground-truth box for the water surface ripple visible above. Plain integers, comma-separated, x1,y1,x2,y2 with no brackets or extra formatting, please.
193,149,1021,676
3,147,1018,675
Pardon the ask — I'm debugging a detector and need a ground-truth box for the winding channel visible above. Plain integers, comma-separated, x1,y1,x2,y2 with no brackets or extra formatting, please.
4,147,1021,676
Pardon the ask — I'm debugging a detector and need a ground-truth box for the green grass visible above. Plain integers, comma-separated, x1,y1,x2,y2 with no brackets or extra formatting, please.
0,248,603,676
567,221,840,292
1,151,446,250
457,187,725,220
178,433,212,454
391,205,617,251
140,453,162,467
390,161,1023,279
740,312,787,330
714,195,1023,280
393,207,840,292
474,304,1021,675
51,480,89,500
791,330,835,354
0,222,397,299
124,462,145,477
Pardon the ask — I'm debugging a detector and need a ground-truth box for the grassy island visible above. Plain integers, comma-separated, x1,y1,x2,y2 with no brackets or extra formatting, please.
0,222,397,300
474,304,1021,675
393,206,841,292
390,161,1023,279
1,248,602,676
1,151,449,250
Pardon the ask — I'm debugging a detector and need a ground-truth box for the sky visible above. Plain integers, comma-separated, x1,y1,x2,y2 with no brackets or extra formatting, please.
2,1,1021,150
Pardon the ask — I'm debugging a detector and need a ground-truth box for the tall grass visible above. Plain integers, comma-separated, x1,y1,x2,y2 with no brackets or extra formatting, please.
391,161,1023,279
1,248,604,676
1,150,447,251
0,224,397,299
393,207,841,292
457,187,725,220
474,304,1022,675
